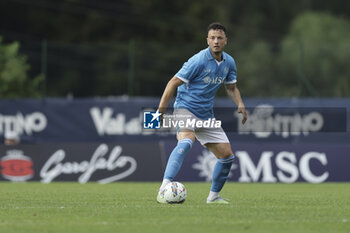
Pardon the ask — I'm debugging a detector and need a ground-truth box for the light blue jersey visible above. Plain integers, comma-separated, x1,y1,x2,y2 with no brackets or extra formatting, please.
174,47,237,119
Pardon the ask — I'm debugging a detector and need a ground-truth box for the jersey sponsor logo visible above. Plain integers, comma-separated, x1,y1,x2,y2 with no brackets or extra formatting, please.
0,150,34,182
203,76,211,84
202,76,225,84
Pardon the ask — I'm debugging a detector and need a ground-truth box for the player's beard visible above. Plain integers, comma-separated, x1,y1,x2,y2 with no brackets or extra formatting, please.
213,50,223,59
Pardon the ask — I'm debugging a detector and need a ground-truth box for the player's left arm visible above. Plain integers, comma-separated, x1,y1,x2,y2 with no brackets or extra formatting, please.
225,83,247,124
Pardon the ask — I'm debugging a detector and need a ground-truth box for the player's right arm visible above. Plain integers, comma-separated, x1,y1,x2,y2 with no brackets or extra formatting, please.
158,76,184,114
158,52,200,113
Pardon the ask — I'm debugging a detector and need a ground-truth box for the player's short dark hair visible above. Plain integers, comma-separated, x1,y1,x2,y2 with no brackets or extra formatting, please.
207,22,226,34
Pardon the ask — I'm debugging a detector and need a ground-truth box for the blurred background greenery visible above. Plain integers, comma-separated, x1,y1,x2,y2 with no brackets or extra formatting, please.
0,0,349,98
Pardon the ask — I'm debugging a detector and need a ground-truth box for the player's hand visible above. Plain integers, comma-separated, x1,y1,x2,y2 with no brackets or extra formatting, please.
238,105,247,124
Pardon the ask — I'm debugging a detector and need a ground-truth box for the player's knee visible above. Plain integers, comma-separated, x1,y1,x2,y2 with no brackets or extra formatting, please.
217,147,233,159
177,131,195,143
217,151,233,159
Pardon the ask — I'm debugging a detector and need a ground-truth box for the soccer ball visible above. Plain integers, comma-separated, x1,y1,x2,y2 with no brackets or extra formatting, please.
163,182,187,204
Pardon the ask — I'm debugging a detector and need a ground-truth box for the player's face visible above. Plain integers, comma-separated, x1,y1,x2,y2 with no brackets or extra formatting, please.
207,29,227,54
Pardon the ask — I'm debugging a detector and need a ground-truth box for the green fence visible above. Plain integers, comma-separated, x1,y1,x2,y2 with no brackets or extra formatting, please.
14,37,350,98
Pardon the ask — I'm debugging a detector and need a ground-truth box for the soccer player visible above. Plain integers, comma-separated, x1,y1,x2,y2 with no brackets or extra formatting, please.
156,22,247,204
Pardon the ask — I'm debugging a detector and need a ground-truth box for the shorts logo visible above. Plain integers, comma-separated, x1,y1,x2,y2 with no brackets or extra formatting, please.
0,150,34,182
143,110,161,129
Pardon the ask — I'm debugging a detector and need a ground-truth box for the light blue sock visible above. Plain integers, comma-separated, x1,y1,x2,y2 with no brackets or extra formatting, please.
164,138,193,181
211,155,235,192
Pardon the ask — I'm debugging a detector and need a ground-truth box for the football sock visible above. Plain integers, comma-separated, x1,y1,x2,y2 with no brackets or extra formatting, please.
210,155,235,192
163,138,193,182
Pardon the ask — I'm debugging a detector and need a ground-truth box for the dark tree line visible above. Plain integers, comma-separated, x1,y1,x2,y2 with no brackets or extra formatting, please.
0,0,349,97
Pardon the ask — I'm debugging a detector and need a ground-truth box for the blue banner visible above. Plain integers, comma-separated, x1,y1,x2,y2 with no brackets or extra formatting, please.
0,97,349,143
1,141,348,183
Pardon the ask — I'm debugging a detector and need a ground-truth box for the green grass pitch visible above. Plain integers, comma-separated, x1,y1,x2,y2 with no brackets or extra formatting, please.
0,182,349,233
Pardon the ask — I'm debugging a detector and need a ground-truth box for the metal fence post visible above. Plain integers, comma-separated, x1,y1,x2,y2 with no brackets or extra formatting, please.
128,40,135,96
41,39,47,98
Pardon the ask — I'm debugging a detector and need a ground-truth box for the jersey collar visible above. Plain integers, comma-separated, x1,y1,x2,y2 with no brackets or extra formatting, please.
205,47,226,62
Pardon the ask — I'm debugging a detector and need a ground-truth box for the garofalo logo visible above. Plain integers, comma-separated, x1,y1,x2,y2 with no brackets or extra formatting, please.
40,144,137,183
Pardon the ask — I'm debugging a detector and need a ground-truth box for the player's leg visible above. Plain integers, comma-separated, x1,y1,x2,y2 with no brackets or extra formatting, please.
161,130,195,187
205,142,234,204
157,130,195,203
195,127,234,204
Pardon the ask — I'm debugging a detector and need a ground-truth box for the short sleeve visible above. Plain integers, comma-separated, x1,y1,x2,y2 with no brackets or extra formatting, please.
224,59,237,84
175,55,200,83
